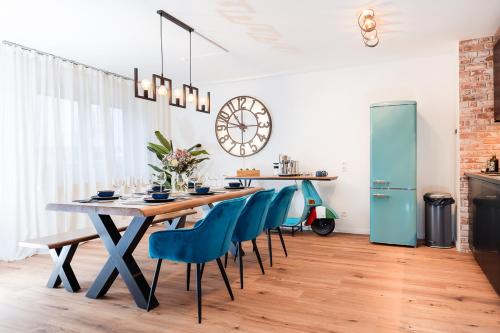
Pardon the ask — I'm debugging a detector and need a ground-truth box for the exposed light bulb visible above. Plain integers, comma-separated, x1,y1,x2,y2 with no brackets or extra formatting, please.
362,18,376,32
173,89,181,98
199,96,207,105
187,93,195,103
158,85,168,96
141,79,152,90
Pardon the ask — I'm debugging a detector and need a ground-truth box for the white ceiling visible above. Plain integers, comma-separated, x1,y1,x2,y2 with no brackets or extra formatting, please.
1,0,499,84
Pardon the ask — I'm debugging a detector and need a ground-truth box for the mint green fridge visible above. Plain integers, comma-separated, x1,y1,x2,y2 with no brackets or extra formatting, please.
370,101,417,247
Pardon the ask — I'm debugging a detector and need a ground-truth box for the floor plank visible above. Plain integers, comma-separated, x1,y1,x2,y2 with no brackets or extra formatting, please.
0,225,499,333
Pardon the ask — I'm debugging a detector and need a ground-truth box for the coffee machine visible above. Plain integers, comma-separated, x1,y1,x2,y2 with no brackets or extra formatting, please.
278,154,299,176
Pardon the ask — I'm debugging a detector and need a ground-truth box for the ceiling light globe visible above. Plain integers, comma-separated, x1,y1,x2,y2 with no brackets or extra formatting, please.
362,18,376,32
141,79,152,90
158,85,168,96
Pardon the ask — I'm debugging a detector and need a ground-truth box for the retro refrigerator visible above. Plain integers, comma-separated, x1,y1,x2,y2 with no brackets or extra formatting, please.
370,101,417,247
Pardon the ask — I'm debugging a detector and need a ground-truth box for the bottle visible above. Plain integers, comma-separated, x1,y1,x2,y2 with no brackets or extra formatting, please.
488,155,499,173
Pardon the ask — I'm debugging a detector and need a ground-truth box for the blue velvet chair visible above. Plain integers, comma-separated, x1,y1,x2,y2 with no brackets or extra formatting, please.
147,197,246,323
263,185,297,266
225,189,275,289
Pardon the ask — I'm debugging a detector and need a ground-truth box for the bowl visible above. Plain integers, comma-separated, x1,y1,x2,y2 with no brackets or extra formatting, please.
228,182,241,188
152,192,170,200
195,186,210,194
97,190,115,198
151,185,170,193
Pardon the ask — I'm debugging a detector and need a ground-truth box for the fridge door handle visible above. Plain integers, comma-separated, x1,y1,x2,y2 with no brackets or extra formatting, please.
373,180,390,185
372,193,390,198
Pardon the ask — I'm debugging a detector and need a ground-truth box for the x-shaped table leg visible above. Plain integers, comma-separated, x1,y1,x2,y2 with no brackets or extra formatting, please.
86,213,158,310
47,244,80,292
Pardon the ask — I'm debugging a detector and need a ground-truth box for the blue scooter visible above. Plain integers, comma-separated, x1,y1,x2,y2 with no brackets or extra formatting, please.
282,180,338,236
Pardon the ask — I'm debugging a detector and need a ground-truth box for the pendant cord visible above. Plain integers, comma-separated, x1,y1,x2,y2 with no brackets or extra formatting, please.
160,15,164,76
189,31,192,86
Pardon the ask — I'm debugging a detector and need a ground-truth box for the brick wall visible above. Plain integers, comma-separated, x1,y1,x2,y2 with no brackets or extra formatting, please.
458,34,499,252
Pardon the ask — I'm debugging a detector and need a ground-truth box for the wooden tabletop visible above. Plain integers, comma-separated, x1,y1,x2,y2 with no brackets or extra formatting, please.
226,175,338,181
46,187,263,217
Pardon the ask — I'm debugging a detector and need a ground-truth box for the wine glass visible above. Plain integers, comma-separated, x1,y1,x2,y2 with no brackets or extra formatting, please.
156,172,166,192
140,176,149,194
128,177,138,197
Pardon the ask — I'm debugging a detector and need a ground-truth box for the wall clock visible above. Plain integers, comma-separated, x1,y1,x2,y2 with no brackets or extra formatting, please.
215,96,272,157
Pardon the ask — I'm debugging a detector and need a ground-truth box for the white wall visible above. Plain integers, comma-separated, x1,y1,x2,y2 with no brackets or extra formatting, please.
168,50,459,237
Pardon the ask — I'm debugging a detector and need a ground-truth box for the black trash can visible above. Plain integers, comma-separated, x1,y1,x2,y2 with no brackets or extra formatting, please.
423,193,455,248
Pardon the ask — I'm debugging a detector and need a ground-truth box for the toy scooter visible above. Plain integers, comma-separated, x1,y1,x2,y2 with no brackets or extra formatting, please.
282,180,338,236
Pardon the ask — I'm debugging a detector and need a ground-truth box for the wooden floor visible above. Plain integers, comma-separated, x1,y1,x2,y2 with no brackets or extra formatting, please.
0,225,499,333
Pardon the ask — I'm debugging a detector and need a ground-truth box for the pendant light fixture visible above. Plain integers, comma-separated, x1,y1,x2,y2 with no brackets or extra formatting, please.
358,9,379,47
134,10,226,113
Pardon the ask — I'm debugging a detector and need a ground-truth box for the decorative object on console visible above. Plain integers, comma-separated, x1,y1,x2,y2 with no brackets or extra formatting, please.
147,131,209,191
278,154,299,176
215,96,272,157
134,10,228,113
236,168,261,177
358,9,379,47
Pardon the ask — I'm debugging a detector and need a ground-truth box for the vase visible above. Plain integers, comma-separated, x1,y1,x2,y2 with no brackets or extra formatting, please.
172,172,187,192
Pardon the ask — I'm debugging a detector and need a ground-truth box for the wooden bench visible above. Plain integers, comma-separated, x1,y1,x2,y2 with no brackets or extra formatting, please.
18,209,196,293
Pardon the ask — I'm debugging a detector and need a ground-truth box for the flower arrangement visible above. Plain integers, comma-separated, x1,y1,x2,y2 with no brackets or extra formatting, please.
163,148,198,175
147,131,209,191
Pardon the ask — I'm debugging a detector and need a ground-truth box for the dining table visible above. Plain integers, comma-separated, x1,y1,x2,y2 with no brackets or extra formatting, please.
46,187,263,310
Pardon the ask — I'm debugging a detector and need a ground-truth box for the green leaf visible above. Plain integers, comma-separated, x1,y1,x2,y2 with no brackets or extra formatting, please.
190,150,209,156
187,143,202,152
147,164,164,173
147,146,164,160
148,142,169,155
154,131,172,151
193,157,209,164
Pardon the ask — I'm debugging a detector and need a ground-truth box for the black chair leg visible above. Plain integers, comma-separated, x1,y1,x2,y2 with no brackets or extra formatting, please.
196,263,202,323
252,239,265,275
277,227,288,257
267,229,273,267
216,258,234,300
147,259,162,312
233,244,238,263
292,226,295,237
200,263,205,280
224,252,228,268
186,263,191,291
238,242,244,289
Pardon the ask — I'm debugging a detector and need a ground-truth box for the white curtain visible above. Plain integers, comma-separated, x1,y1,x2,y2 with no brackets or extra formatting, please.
0,44,169,261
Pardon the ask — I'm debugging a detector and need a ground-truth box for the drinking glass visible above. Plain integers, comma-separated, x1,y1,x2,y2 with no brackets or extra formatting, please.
156,172,166,192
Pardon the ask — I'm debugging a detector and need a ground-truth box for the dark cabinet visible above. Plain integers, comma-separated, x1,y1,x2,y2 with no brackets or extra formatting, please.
468,175,500,295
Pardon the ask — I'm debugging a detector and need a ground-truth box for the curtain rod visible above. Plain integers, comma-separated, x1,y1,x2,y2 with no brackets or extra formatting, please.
1,40,133,81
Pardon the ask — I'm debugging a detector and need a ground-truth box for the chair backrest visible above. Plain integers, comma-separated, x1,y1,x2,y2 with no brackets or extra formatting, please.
264,185,298,229
232,189,275,243
194,197,246,262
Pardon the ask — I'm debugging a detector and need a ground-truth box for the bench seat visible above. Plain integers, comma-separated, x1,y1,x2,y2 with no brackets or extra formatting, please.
18,209,196,292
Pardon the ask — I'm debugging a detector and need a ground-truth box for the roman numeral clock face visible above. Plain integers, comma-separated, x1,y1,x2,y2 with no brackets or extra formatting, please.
215,96,272,157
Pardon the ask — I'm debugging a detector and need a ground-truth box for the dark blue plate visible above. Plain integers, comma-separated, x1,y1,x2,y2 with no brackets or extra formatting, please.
143,197,175,203
189,192,215,196
91,196,119,201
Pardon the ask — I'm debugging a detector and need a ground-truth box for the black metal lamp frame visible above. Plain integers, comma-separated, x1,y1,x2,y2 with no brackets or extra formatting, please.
133,10,215,113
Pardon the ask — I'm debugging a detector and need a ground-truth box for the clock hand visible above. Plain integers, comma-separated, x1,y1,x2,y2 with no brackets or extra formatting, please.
233,113,242,126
